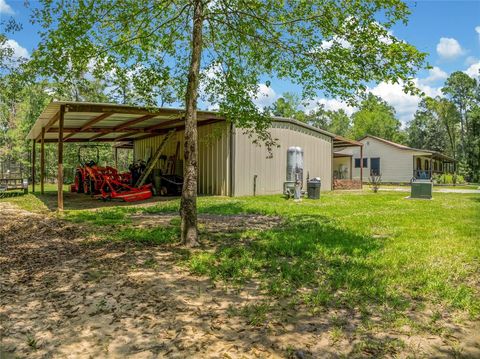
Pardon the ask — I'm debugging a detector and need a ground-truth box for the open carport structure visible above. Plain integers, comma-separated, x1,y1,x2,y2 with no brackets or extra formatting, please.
28,101,357,210
27,102,223,210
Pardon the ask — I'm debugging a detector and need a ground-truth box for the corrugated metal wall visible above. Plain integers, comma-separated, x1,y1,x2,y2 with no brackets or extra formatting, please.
133,122,230,196
233,122,332,196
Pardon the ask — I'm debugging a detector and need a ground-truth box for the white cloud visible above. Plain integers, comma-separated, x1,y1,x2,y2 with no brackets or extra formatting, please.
319,37,351,51
475,26,480,43
306,74,444,126
0,0,14,14
465,56,478,66
419,66,448,84
2,39,29,59
369,80,442,124
436,37,464,60
465,61,480,79
252,83,277,108
369,82,419,123
307,98,356,117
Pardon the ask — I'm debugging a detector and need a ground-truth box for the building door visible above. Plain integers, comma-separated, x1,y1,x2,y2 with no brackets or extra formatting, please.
370,157,380,176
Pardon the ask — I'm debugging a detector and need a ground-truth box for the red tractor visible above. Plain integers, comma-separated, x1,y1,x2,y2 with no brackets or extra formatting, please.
71,146,153,202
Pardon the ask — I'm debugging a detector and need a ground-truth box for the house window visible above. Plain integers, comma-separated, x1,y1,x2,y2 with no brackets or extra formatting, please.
434,162,437,171
354,158,368,168
425,159,429,170
416,158,422,170
370,157,380,176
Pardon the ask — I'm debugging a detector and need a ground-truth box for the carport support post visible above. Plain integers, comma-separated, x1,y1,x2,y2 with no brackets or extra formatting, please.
57,106,65,211
429,157,433,180
40,127,45,195
31,140,36,193
360,145,363,188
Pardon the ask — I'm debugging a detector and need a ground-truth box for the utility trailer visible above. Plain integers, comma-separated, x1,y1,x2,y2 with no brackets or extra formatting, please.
0,162,28,197
0,178,28,194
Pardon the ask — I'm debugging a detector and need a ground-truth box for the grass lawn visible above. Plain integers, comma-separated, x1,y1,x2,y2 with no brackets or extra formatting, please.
2,189,479,355
9,190,480,315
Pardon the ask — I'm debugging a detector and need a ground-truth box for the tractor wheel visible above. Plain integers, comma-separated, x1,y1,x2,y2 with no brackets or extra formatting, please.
84,179,93,195
75,172,84,193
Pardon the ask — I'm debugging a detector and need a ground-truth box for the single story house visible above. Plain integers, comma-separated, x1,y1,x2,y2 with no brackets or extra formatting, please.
335,134,456,183
27,102,362,208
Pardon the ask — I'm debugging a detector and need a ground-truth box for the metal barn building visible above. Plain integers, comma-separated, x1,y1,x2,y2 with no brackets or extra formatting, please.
27,101,353,209
134,118,334,197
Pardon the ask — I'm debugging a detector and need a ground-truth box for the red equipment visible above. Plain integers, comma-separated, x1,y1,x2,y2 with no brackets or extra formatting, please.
71,146,153,202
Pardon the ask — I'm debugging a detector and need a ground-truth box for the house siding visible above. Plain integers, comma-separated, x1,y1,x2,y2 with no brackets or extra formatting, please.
338,137,425,183
233,122,332,196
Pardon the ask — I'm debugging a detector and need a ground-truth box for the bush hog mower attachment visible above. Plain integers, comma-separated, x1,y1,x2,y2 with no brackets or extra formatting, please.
96,175,153,202
71,145,153,202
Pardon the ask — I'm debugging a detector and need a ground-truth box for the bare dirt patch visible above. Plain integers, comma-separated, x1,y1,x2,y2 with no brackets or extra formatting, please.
1,202,479,358
131,213,281,233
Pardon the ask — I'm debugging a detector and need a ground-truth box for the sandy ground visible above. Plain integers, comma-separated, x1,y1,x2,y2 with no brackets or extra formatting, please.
1,202,479,358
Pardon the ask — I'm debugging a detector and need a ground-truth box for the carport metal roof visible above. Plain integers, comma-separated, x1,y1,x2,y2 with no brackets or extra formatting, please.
27,101,224,143
27,101,359,145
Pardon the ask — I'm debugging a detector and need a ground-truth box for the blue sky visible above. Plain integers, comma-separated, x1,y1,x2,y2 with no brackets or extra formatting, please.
1,0,479,124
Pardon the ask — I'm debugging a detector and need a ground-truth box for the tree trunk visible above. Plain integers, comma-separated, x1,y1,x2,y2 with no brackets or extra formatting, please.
460,108,465,160
180,0,203,247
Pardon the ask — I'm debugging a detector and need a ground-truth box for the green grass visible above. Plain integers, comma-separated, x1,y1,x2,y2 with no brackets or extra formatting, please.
63,207,133,225
3,189,480,328
0,183,67,212
65,192,480,316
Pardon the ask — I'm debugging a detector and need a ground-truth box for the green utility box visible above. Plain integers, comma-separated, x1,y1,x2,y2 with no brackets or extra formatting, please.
411,180,433,199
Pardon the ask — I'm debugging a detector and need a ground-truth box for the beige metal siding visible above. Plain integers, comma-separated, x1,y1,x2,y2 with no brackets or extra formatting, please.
133,122,230,195
234,122,332,196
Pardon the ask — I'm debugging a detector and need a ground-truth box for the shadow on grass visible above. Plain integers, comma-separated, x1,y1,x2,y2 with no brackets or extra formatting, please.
188,201,406,312
29,189,179,212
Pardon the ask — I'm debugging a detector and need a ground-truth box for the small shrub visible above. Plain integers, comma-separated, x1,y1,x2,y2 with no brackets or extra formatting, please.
435,173,465,184
369,174,382,193
26,334,38,350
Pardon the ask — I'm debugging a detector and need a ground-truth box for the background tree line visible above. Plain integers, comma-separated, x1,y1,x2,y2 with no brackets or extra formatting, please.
268,71,480,182
0,58,134,182
2,65,479,184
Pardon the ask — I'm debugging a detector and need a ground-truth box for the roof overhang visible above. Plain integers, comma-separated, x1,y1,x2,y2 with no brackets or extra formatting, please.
333,153,353,157
333,134,363,148
359,134,455,162
27,101,224,143
418,151,456,162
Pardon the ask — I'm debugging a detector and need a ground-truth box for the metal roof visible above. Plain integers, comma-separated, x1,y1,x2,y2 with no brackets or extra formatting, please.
27,101,350,144
27,101,224,143
332,134,363,148
358,134,456,162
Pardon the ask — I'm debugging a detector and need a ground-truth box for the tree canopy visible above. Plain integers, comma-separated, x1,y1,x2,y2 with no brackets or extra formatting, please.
28,0,428,245
4,0,432,244
30,0,426,134
350,94,404,142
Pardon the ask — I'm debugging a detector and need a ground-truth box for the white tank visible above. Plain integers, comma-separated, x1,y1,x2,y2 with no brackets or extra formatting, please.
287,146,304,183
